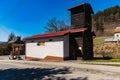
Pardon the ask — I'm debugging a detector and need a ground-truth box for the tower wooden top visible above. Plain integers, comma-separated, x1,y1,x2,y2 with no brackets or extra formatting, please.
68,3,94,15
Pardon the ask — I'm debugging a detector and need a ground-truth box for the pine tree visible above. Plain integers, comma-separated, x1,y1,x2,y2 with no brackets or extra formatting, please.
8,32,16,42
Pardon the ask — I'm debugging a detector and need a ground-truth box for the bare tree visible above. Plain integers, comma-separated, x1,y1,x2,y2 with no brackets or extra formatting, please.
45,17,69,32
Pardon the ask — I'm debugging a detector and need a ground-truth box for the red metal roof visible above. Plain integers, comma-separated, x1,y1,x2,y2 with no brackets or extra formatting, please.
24,28,87,40
114,27,120,33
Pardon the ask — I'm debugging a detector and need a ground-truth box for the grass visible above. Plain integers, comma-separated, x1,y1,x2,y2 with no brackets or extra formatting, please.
82,62,120,67
93,36,113,47
84,36,120,63
83,58,120,67
93,36,120,58
98,64,120,67
86,58,120,62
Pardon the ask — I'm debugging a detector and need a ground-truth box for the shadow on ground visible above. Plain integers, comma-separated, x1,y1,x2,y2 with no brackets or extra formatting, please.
0,67,88,80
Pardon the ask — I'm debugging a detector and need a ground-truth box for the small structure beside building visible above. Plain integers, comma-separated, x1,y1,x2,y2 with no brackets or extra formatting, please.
8,36,25,60
104,27,120,43
24,3,94,61
114,27,120,40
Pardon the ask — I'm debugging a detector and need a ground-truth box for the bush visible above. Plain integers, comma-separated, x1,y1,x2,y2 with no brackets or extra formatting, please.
94,43,120,59
0,44,11,55
102,52,113,59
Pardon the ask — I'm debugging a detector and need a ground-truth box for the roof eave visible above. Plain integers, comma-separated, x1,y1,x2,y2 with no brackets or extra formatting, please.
24,28,87,40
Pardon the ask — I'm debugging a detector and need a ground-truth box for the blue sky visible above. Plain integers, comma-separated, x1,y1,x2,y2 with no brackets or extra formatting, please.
0,0,120,41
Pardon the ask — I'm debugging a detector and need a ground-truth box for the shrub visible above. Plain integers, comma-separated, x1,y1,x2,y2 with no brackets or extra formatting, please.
94,43,120,59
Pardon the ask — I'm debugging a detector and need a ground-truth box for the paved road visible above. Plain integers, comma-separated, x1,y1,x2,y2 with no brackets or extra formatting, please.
0,60,120,80
0,62,23,80
0,62,21,69
0,61,87,80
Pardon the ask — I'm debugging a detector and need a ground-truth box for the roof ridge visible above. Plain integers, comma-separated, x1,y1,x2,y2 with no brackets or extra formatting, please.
24,28,87,40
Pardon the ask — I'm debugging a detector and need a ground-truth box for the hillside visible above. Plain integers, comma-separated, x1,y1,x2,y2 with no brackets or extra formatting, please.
92,5,120,36
0,41,7,46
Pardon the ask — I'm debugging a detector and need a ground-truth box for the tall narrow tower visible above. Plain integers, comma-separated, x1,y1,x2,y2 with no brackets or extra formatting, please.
68,3,94,31
68,3,94,60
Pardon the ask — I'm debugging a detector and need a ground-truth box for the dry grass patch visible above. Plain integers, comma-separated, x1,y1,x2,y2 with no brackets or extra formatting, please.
94,36,120,59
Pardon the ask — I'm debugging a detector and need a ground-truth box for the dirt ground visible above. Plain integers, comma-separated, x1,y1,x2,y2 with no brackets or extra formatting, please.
0,60,120,80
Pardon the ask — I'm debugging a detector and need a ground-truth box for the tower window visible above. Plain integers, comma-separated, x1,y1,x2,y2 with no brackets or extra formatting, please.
116,35,119,37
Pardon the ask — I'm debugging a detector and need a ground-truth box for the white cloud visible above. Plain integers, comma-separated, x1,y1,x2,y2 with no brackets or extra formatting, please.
0,25,28,42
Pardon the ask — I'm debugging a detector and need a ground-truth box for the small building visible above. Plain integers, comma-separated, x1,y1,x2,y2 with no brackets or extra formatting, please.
24,28,94,61
104,27,120,43
8,36,25,56
114,27,120,39
24,3,94,61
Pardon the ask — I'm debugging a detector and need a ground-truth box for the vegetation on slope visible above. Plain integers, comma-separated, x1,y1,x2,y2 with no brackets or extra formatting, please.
93,5,120,36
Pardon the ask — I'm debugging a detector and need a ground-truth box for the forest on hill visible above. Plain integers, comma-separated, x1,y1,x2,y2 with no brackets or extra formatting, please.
92,5,120,36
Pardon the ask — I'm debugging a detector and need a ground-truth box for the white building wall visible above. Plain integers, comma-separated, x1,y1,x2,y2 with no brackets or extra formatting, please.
25,37,64,59
114,33,120,38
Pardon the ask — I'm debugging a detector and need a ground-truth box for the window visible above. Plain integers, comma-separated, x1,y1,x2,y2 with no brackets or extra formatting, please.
37,41,45,46
49,39,53,41
116,35,119,37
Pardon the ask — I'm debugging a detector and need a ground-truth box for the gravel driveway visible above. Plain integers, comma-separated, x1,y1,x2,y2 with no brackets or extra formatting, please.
0,60,120,80
0,55,25,60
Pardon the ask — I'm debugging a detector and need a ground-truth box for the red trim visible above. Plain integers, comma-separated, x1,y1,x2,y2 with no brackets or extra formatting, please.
24,28,87,40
